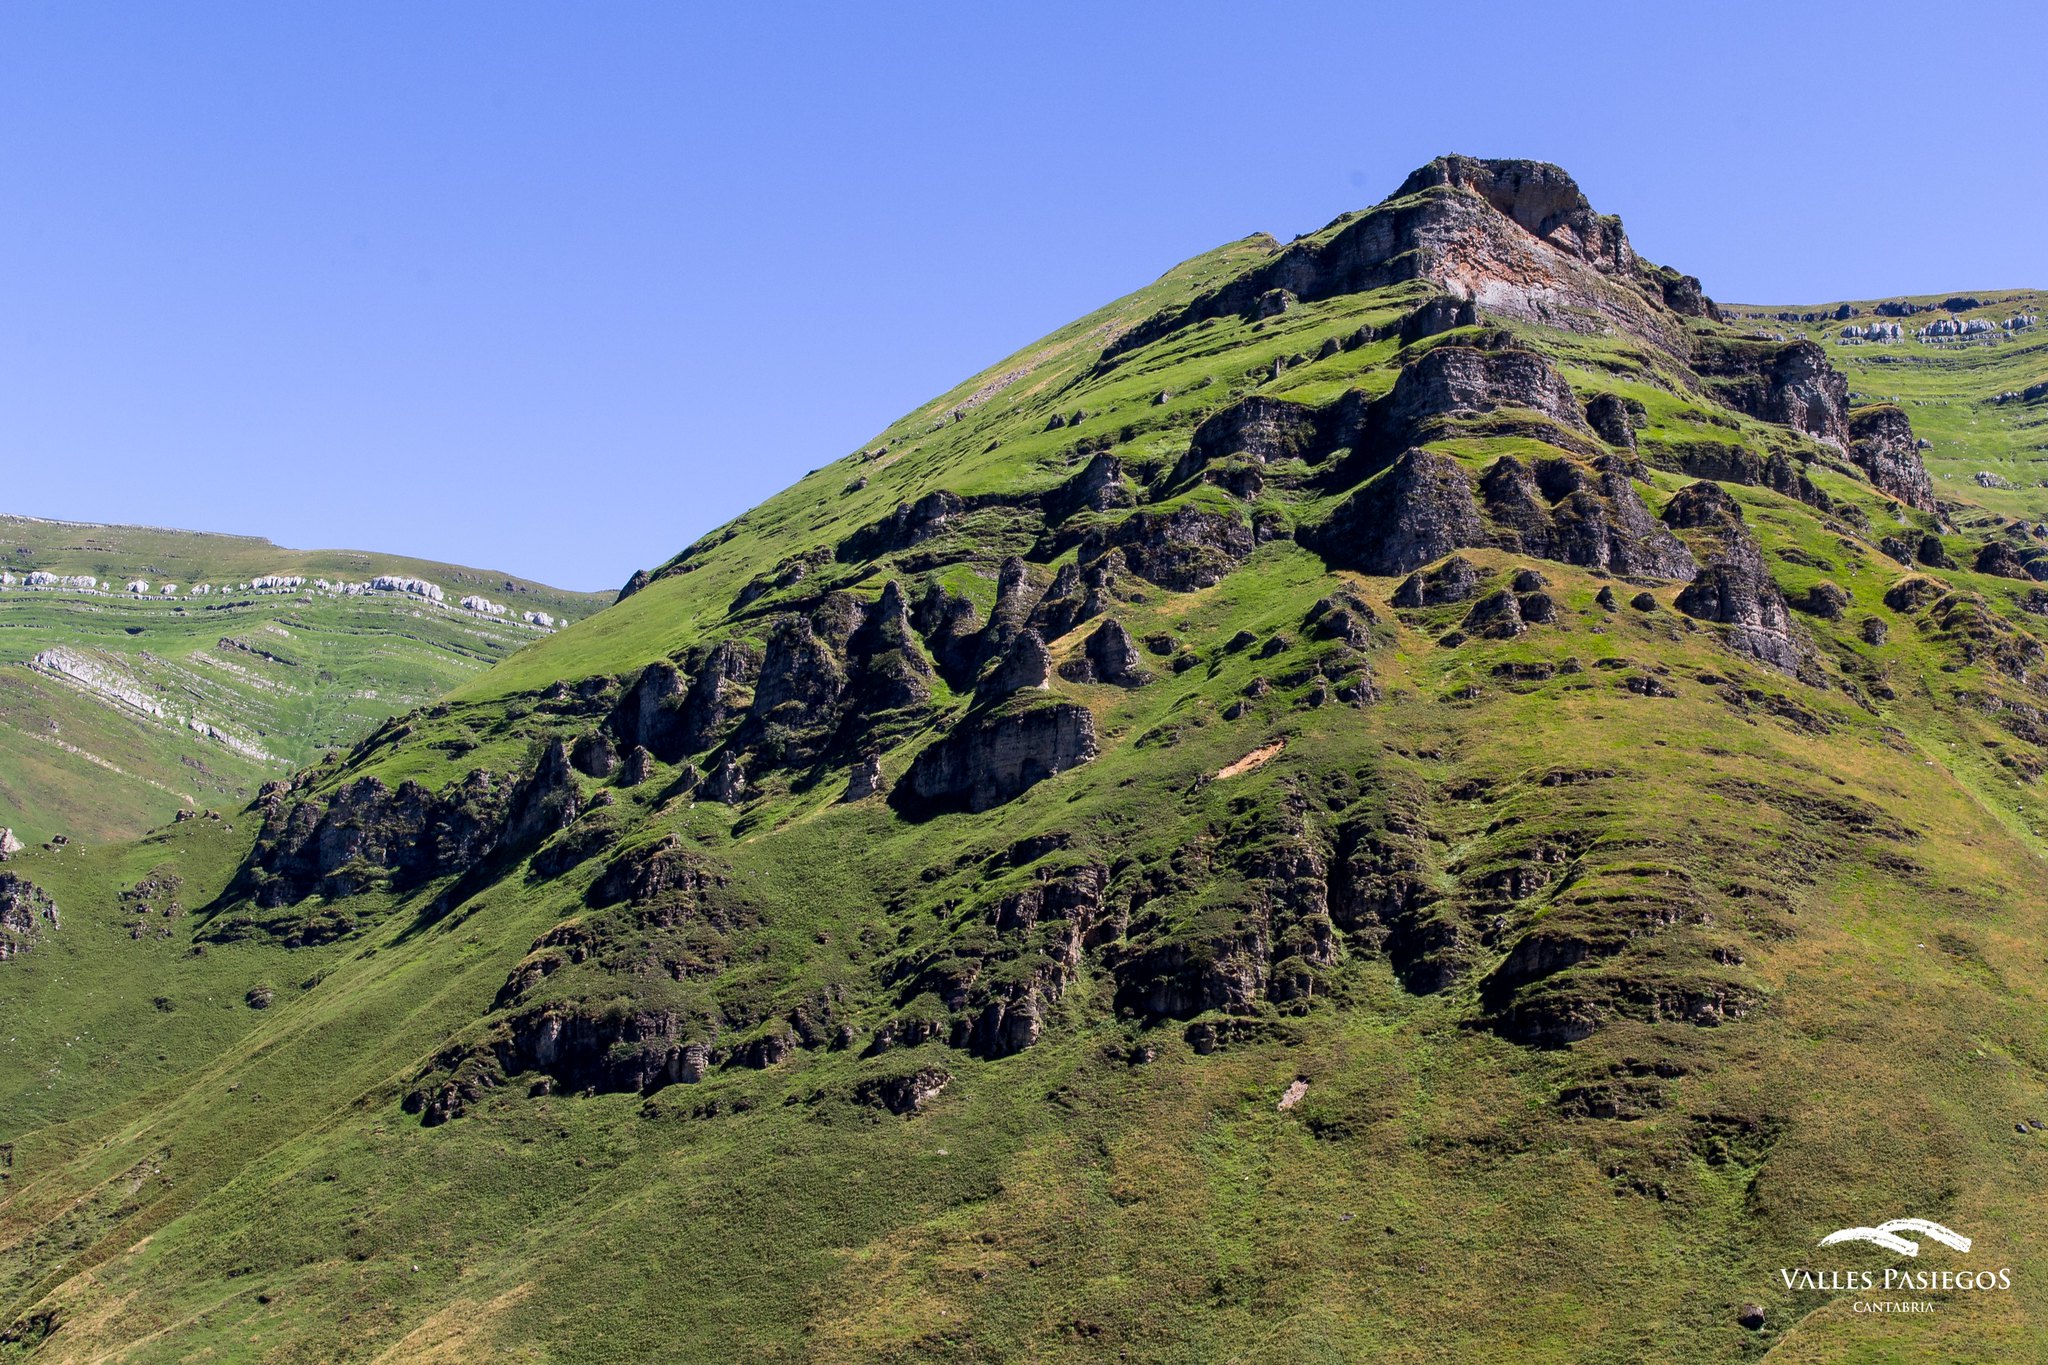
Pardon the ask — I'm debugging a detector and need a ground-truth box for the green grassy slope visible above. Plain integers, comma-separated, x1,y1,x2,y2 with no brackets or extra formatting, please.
0,516,611,843
4,160,2048,1362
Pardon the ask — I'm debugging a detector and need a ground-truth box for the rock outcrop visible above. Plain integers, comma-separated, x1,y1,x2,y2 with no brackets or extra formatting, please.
1695,338,1849,448
0,873,58,960
1080,508,1255,591
1104,156,1715,366
1664,482,1807,675
1585,392,1645,450
1061,618,1150,686
1846,405,1938,512
895,702,1098,814
1393,555,1482,607
1480,454,1697,578
1308,450,1486,574
1373,344,1591,452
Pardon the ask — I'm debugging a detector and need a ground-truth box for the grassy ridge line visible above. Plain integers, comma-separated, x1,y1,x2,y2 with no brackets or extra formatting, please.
0,513,615,610
0,518,617,842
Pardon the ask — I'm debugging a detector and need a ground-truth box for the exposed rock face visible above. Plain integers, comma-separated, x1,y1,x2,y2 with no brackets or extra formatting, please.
912,580,984,686
835,489,969,562
610,648,742,765
0,873,58,960
1462,590,1526,639
1585,393,1644,449
843,753,884,802
1062,618,1150,686
1373,345,1590,451
243,743,586,912
618,746,655,786
1695,338,1849,448
1105,156,1714,365
896,703,1099,814
247,776,478,908
1178,396,1328,481
1393,555,1481,607
0,828,20,860
1398,294,1478,343
1645,441,1832,511
701,751,747,805
503,739,583,849
1846,405,1938,511
856,1066,951,1115
1664,482,1807,675
1917,535,1957,570
1977,542,2033,580
1480,455,1697,578
570,731,617,779
1308,450,1486,574
1081,508,1255,591
1044,452,1134,520
982,630,1052,697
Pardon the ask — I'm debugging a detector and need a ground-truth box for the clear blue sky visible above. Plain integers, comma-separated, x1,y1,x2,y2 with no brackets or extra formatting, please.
4,2,2041,592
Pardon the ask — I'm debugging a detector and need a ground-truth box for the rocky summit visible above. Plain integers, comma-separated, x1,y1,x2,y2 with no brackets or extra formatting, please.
5,157,2048,1361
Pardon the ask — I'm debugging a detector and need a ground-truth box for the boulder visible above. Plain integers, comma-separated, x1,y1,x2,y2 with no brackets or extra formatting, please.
1916,535,1957,570
1883,576,1945,613
1801,582,1851,619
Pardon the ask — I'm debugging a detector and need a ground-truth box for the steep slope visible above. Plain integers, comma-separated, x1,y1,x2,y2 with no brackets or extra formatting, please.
4,158,2048,1362
0,515,609,844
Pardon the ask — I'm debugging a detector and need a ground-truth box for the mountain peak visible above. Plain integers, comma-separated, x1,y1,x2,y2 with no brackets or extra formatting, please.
1394,154,1599,240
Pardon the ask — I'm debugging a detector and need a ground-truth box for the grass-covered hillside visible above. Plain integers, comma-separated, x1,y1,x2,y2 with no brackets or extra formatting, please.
0,516,610,844
1727,291,2048,520
3,156,2048,1362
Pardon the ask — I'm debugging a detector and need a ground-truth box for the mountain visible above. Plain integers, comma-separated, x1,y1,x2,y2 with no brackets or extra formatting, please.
0,515,611,844
3,156,2048,1361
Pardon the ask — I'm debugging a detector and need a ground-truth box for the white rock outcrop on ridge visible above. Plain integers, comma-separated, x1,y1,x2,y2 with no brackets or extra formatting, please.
371,575,445,602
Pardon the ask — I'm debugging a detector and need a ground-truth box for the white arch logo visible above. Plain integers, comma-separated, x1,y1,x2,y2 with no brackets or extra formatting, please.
1818,1218,1971,1257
